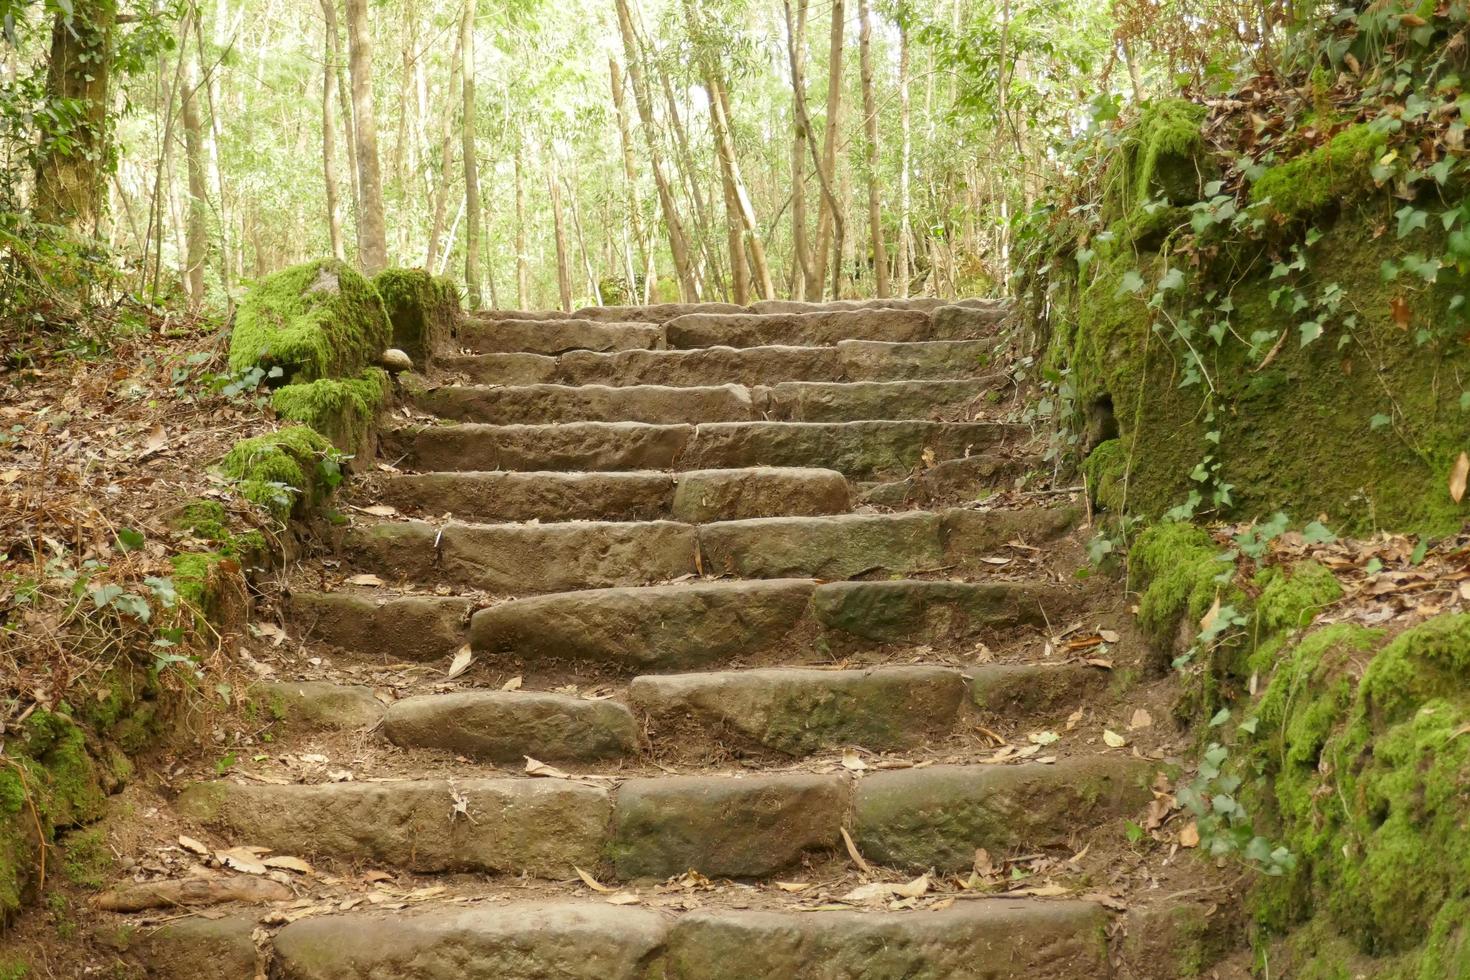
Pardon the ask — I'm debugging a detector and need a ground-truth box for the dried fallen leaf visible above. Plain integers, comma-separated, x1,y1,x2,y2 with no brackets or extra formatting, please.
216,847,268,875
605,892,640,905
1199,594,1221,635
1102,729,1128,749
1028,731,1060,746
840,826,873,873
177,835,211,856
774,881,812,893
1008,883,1071,898
262,855,313,874
524,757,571,779
500,675,523,692
1128,709,1153,731
446,645,474,679
841,748,868,772
346,573,385,587
841,874,930,903
1451,452,1469,505
575,866,614,893
1179,822,1201,848
356,504,399,517
1098,629,1121,643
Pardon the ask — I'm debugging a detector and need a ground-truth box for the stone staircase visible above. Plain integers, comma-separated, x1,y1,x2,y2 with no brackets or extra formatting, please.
132,298,1160,979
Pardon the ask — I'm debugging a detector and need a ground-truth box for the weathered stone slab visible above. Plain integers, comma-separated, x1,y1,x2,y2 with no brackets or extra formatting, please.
678,420,1019,480
457,317,660,354
670,467,849,522
556,345,842,387
610,773,845,878
968,663,1111,719
630,666,965,757
666,310,932,348
388,421,693,472
135,915,261,979
853,756,1154,870
665,901,1110,979
380,470,676,523
940,505,1081,561
342,519,697,593
574,301,745,323
416,382,754,425
697,511,943,580
812,579,1067,646
834,338,995,380
931,302,1012,339
437,350,561,385
177,778,608,877
747,297,949,314
382,691,637,763
273,904,669,980
755,379,990,422
251,680,385,730
290,592,469,662
470,580,816,671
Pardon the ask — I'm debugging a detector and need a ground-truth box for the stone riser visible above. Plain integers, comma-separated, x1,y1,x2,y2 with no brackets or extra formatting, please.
338,507,1077,596
177,755,1151,881
386,419,1022,478
354,662,1109,763
439,339,997,387
456,306,1004,355
414,379,993,425
378,467,852,524
145,898,1109,980
291,575,1080,669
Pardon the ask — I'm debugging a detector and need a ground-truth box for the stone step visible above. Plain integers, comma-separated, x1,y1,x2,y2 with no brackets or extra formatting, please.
572,301,746,323
457,317,661,355
749,296,957,314
382,690,638,763
630,664,1108,759
438,339,996,387
387,419,1022,479
236,898,1107,979
176,757,1147,882
379,467,851,523
340,507,1076,595
413,379,992,426
467,576,1075,672
667,309,972,349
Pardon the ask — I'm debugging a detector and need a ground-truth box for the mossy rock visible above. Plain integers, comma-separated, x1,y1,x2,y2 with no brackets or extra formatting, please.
1106,98,1214,220
1082,439,1127,513
229,259,390,384
271,369,388,455
373,267,459,369
1250,124,1387,225
220,425,336,521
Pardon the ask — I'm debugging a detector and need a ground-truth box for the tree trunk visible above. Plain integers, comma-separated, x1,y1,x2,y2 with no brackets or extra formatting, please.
181,46,210,309
658,69,719,299
344,0,387,273
548,149,573,312
811,0,845,299
318,0,346,260
461,0,482,308
609,56,651,305
896,18,911,298
34,1,116,233
707,73,775,300
425,26,464,271
857,0,888,297
785,0,815,299
614,0,697,301
514,142,529,308
565,156,602,306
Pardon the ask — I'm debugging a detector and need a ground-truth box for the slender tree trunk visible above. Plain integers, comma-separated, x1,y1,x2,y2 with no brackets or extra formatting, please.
345,0,387,273
566,157,602,306
461,0,482,307
706,72,775,299
785,0,814,298
514,142,529,308
896,19,911,297
857,0,888,297
659,69,720,298
614,0,697,301
609,56,651,304
181,46,209,309
425,24,464,270
34,0,116,233
811,0,845,299
548,149,573,312
318,0,345,260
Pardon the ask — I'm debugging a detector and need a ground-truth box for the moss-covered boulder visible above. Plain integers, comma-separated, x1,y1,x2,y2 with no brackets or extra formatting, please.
229,259,390,383
373,268,459,369
271,369,388,455
219,426,336,521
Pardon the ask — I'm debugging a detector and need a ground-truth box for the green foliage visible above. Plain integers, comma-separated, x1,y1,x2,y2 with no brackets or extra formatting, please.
228,260,390,384
1114,98,1212,214
219,425,336,521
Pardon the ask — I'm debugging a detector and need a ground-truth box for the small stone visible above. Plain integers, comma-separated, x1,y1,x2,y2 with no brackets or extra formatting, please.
379,348,414,372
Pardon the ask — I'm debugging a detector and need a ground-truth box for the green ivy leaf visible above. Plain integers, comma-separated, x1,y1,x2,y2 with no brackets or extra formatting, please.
1396,205,1428,238
1302,521,1337,544
116,528,145,552
1298,321,1324,347
1370,413,1392,431
1116,271,1145,296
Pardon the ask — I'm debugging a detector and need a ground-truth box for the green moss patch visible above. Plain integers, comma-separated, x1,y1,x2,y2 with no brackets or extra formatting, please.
220,425,336,521
1250,124,1387,224
1248,614,1470,972
1110,98,1212,217
270,369,387,454
373,267,459,368
228,259,390,383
